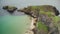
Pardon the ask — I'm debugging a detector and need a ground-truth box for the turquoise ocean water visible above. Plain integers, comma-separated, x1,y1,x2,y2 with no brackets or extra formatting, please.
0,15,31,34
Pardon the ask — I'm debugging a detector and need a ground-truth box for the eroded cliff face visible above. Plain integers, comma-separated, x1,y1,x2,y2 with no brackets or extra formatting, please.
17,5,59,34
37,13,59,34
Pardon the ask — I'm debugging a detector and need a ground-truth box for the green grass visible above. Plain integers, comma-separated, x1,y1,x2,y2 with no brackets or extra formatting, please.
53,16,60,26
37,21,48,32
30,6,54,17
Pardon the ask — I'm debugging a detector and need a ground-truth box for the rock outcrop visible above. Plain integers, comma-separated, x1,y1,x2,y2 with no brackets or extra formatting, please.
17,5,59,34
3,5,17,14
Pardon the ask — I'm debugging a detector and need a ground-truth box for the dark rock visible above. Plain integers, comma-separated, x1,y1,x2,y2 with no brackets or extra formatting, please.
3,6,17,14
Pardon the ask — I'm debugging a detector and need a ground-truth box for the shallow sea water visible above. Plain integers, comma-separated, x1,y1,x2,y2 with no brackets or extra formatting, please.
0,15,31,34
